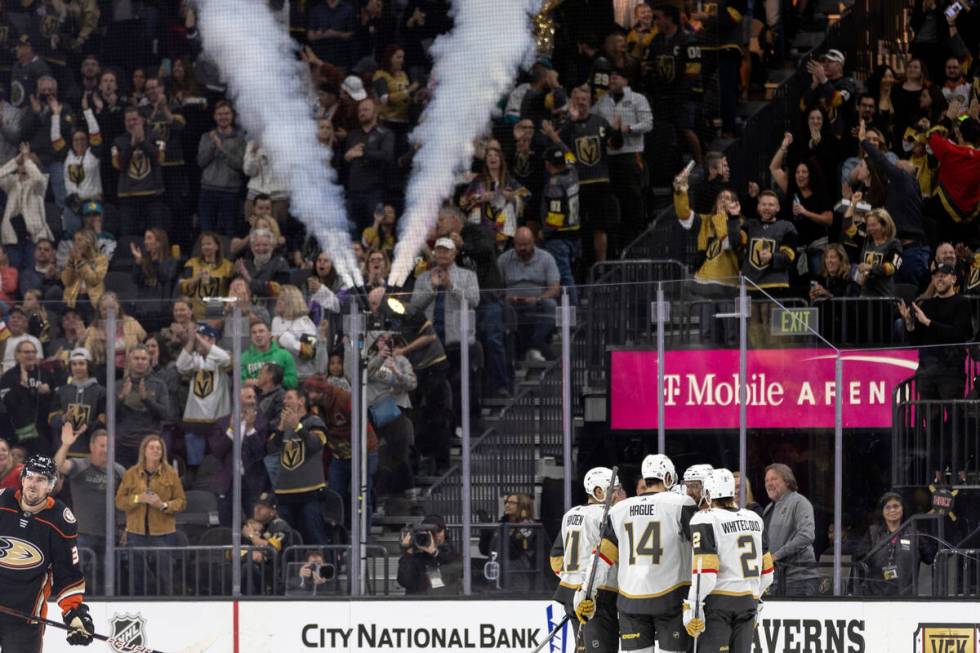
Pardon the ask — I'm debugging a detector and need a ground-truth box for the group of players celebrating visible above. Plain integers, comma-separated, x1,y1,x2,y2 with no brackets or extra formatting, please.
551,455,774,653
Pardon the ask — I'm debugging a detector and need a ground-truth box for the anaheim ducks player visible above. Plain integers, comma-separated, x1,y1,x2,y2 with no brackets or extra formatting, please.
550,467,625,651
575,454,695,653
684,468,774,653
0,456,94,649
683,464,713,506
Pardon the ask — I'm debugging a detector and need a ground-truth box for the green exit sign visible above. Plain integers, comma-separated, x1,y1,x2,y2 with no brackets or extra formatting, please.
770,307,818,336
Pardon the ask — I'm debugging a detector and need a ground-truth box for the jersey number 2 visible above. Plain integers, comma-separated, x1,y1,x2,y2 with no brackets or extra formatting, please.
737,535,759,578
625,521,663,565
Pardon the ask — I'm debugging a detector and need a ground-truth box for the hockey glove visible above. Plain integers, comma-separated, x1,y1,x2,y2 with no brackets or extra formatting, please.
682,600,705,638
754,600,765,628
572,587,596,624
64,604,94,646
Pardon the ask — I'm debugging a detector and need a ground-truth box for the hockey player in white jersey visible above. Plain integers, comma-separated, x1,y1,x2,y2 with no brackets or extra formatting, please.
550,467,625,651
575,454,696,653
683,464,713,505
683,468,774,653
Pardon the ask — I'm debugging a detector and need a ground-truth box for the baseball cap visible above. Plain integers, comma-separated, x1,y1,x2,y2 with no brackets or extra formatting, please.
254,492,278,509
16,33,34,48
819,49,845,65
341,75,367,102
69,347,92,362
81,200,103,216
433,237,456,251
196,322,220,339
933,263,956,276
544,145,566,167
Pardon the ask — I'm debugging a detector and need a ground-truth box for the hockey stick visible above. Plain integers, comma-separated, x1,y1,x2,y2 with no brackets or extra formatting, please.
693,557,702,653
0,603,169,653
573,466,620,646
527,614,570,653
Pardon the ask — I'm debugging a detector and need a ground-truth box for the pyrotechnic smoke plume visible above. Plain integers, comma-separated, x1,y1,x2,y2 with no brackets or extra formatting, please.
196,0,362,287
388,0,541,286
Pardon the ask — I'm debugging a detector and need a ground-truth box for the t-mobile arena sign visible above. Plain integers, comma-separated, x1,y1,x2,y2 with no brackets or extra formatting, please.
609,348,919,430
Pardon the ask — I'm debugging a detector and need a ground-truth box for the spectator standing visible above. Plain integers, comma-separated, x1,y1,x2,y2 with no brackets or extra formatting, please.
131,227,178,331
366,331,417,497
506,119,545,226
112,106,168,236
497,227,560,364
762,463,819,596
802,49,858,138
856,209,903,297
303,252,343,326
891,58,929,150
809,243,859,301
114,345,173,468
0,143,53,270
361,203,397,259
271,285,320,381
53,425,125,591
0,338,56,455
372,45,419,156
61,100,103,235
738,190,797,294
60,228,108,321
689,151,731,215
216,277,272,354
0,91,23,165
270,387,331,545
927,117,980,241
243,144,290,226
625,3,655,62
855,491,935,596
197,101,246,236
539,146,580,304
0,249,18,309
49,348,106,458
10,34,52,110
114,434,186,595
82,292,145,374
398,0,452,74
307,0,356,73
460,139,526,247
179,232,234,320
175,323,231,470
479,493,540,591
343,98,394,233
242,319,298,389
141,77,190,242
397,514,461,594
24,75,73,210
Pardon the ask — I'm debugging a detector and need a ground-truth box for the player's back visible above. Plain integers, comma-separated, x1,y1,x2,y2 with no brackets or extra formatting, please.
607,490,694,614
557,503,605,590
691,507,765,612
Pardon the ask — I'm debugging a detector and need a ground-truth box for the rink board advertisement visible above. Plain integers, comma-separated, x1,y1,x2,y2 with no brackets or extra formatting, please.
609,347,919,430
41,599,979,652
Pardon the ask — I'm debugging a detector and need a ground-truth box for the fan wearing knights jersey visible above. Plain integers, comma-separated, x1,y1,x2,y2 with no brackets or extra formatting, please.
549,466,625,652
575,454,696,653
683,468,774,653
0,455,94,650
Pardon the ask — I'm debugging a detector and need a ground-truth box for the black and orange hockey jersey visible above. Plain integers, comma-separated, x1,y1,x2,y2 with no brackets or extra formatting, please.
0,488,86,619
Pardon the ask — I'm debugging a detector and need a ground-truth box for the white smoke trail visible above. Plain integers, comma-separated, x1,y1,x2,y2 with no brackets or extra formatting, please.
388,0,541,286
196,0,362,287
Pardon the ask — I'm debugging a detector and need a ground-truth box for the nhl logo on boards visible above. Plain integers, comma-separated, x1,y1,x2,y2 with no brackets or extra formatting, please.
109,613,147,653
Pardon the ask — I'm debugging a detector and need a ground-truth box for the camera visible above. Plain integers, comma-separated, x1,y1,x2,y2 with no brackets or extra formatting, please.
306,562,336,581
403,523,439,550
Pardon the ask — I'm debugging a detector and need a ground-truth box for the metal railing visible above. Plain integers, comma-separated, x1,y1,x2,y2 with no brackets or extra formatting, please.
113,545,278,597
281,545,393,596
892,397,980,487
817,296,904,347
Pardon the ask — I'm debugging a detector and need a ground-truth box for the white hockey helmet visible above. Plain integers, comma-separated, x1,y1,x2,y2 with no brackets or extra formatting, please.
683,464,714,485
703,468,736,502
641,454,676,489
583,467,618,501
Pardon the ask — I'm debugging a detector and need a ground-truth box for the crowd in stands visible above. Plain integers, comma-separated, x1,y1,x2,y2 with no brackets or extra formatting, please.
0,0,977,597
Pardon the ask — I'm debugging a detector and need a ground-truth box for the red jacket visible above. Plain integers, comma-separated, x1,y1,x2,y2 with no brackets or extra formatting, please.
929,132,980,222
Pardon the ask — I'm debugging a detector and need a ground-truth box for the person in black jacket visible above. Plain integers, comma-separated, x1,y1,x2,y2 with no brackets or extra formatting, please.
898,263,973,476
855,491,935,596
0,338,56,455
397,513,461,594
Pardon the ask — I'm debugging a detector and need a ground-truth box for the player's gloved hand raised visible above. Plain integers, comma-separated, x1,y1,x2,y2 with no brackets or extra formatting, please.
682,600,705,638
64,604,94,646
572,588,596,624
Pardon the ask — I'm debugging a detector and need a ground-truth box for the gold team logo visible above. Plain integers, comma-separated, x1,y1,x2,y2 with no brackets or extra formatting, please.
913,623,979,653
864,251,884,267
65,403,92,431
0,536,45,570
128,151,151,181
281,440,305,471
41,14,60,38
512,151,531,178
968,266,979,291
193,370,214,398
705,237,723,260
67,163,86,185
575,136,601,167
654,55,676,84
750,238,775,270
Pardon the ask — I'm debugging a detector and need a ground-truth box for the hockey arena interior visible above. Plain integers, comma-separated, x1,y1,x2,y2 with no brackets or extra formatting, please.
0,0,978,650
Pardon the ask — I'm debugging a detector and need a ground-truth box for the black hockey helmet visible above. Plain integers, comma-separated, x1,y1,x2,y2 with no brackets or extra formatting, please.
21,455,58,484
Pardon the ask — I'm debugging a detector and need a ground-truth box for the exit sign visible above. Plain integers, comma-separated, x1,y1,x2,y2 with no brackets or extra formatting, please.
770,307,818,336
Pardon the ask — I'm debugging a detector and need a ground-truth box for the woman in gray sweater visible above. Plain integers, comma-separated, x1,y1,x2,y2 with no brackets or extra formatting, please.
762,463,820,596
367,331,417,497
